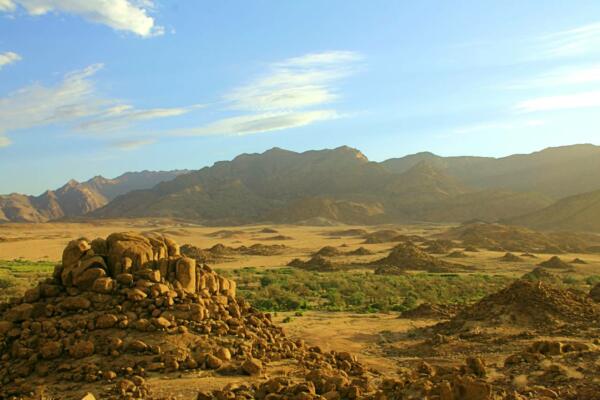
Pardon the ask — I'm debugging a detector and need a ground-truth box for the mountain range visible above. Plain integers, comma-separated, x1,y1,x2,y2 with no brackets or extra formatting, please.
2,144,600,232
0,170,188,222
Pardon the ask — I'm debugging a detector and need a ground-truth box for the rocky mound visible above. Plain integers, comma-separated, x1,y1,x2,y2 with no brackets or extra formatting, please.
372,243,462,274
181,243,287,263
437,280,600,334
400,303,460,319
258,227,278,234
571,258,587,264
498,252,523,262
312,246,341,257
538,256,572,269
440,222,595,253
521,267,563,285
346,247,374,256
424,240,454,254
0,233,361,399
287,255,340,272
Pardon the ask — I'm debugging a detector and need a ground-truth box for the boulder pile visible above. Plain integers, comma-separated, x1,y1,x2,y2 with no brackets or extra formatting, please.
538,256,572,269
373,243,463,274
287,254,340,272
436,280,600,334
0,232,355,399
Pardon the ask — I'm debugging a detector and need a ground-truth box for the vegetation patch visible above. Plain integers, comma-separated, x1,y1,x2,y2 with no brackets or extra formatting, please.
220,267,512,313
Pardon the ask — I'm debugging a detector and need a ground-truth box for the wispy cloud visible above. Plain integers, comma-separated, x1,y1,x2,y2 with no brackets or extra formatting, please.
0,51,21,70
537,22,600,58
0,0,163,37
0,64,194,144
172,110,341,137
110,138,156,151
175,51,361,137
1,51,360,147
76,104,202,132
516,90,600,112
225,51,360,112
506,64,600,90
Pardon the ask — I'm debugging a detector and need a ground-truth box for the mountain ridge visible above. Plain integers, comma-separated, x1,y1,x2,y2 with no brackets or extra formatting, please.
92,146,557,225
0,170,188,222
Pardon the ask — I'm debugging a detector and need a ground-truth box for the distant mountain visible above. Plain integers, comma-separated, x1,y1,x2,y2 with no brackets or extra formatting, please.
93,146,550,224
382,144,600,199
0,170,188,222
509,189,600,233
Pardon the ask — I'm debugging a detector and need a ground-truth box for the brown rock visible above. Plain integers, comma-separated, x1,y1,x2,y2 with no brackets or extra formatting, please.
96,313,119,329
152,316,171,329
0,321,15,335
92,277,116,293
60,296,91,310
61,238,91,285
23,287,41,303
116,273,134,285
128,340,149,352
176,257,196,292
127,288,148,301
40,341,63,359
206,354,223,369
466,357,486,377
4,303,33,322
72,257,108,289
69,340,95,359
242,357,263,376
216,347,232,361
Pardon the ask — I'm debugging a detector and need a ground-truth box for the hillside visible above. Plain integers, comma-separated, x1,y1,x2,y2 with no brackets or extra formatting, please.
382,144,600,199
0,170,187,223
509,189,600,233
94,146,549,224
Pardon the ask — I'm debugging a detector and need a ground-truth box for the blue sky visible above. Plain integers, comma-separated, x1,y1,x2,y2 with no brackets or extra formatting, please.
1,1,600,194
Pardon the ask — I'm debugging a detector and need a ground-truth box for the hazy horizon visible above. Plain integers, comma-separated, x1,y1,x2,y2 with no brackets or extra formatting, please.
2,142,598,196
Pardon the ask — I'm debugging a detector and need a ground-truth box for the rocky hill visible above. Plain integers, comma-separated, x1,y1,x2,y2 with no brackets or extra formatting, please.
509,188,600,233
93,147,549,224
382,143,600,200
0,170,187,223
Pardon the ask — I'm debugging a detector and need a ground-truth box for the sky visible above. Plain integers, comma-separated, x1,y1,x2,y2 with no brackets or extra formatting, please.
1,1,600,195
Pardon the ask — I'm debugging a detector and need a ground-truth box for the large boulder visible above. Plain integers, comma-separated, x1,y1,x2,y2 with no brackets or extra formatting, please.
176,257,196,292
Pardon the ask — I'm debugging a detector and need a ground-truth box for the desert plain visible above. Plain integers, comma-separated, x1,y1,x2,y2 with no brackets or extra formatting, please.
1,218,600,399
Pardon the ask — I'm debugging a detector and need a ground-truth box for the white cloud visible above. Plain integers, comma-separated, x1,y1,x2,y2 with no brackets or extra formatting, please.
0,0,15,11
0,0,162,37
0,51,21,69
111,138,156,150
506,64,600,89
178,51,360,137
225,51,361,112
0,63,193,144
516,90,600,112
172,110,340,137
537,22,600,58
76,104,198,132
